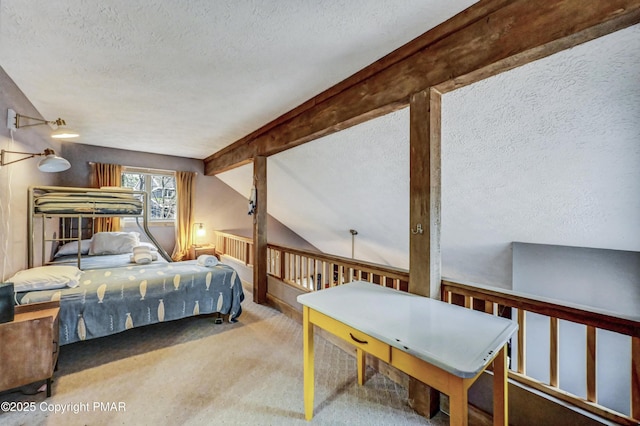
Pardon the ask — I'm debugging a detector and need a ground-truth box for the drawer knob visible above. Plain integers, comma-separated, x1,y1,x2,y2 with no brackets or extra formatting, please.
349,333,368,344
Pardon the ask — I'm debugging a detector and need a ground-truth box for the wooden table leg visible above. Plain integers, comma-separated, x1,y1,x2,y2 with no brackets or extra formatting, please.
356,347,366,385
448,381,469,426
493,344,508,426
303,306,315,420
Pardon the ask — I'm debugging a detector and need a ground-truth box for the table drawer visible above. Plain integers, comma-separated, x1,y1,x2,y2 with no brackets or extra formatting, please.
309,309,390,362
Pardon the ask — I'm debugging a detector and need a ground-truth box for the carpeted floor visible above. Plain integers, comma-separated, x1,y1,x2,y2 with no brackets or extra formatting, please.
0,287,448,425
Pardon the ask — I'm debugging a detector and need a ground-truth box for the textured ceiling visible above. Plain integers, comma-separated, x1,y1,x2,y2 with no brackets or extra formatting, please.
0,0,475,159
219,24,640,289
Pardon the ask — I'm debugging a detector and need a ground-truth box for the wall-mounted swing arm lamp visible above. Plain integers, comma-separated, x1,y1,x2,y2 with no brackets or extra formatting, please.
0,148,71,172
7,108,79,139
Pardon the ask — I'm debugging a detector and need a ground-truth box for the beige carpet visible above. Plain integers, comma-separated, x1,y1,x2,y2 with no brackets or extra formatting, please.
0,287,448,425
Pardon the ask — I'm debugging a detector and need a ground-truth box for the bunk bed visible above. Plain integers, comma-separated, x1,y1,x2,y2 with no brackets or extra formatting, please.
27,185,173,269
12,186,244,345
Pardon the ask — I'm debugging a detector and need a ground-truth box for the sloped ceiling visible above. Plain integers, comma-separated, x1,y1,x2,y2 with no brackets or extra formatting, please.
218,24,640,289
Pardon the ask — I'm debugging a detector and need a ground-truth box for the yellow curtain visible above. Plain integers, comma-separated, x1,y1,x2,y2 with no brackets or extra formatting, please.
91,162,122,232
171,171,195,261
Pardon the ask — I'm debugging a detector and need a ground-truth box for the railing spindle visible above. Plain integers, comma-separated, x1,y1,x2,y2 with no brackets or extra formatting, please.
632,336,640,419
586,325,597,402
296,255,301,285
330,263,336,286
518,309,526,375
309,258,315,290
550,317,559,388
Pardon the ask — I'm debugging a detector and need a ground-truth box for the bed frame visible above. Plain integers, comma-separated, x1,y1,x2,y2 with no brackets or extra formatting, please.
27,185,172,268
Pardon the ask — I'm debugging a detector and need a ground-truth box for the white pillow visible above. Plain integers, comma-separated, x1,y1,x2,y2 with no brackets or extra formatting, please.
54,239,92,258
89,232,140,255
8,265,83,292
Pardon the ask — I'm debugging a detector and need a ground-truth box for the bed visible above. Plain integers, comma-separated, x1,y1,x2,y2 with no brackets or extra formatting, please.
14,261,243,345
16,185,245,345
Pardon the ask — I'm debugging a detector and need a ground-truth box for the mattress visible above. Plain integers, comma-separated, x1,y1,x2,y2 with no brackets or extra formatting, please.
34,191,143,215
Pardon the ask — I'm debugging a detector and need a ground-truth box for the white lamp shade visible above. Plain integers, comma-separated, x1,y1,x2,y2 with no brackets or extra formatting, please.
38,153,71,172
51,127,80,139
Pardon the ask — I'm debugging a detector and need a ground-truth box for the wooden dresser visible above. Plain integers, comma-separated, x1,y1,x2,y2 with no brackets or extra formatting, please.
0,301,60,397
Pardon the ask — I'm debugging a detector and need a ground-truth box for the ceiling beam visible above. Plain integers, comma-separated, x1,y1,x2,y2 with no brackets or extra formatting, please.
204,0,640,175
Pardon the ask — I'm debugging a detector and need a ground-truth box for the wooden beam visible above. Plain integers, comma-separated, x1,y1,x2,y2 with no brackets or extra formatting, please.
409,88,441,300
407,88,442,420
204,0,510,175
252,156,268,304
205,0,640,175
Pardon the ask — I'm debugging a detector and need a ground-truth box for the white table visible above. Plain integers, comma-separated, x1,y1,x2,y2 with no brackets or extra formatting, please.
297,281,518,425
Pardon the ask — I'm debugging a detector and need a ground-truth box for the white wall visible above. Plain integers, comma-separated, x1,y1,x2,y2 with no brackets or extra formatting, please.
0,67,61,281
441,24,640,289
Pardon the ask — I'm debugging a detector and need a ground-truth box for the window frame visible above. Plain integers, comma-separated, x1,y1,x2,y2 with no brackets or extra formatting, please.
121,167,177,224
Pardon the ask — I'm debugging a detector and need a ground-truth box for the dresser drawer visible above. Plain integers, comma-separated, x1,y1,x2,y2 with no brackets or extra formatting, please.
308,309,390,362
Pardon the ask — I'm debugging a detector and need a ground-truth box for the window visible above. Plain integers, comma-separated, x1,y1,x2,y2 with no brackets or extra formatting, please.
121,168,177,221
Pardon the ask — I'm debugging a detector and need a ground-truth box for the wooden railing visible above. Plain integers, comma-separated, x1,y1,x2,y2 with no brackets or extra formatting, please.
214,231,638,424
441,279,640,426
214,231,254,266
266,244,409,292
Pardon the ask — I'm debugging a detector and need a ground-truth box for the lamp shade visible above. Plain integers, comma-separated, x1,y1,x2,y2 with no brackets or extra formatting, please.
192,223,206,246
37,150,71,172
51,127,80,139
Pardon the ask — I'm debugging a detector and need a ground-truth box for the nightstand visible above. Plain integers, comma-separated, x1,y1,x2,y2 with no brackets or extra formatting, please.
0,301,60,397
189,244,218,260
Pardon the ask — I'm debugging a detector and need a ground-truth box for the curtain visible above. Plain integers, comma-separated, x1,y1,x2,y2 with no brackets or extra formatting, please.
171,171,195,261
91,162,122,232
